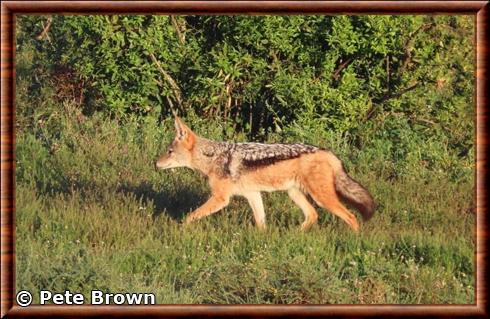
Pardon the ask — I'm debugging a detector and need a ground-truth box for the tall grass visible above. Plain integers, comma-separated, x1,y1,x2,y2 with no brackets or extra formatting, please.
16,102,475,304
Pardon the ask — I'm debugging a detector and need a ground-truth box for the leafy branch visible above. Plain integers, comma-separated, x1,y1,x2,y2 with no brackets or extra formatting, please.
148,52,183,115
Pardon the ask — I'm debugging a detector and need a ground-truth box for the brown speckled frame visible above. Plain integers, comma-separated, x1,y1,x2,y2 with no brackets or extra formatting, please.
1,1,488,317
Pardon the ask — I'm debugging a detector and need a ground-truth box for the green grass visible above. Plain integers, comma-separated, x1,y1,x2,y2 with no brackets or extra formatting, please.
15,103,475,304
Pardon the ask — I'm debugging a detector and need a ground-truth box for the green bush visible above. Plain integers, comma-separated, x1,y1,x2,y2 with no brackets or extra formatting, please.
17,16,473,135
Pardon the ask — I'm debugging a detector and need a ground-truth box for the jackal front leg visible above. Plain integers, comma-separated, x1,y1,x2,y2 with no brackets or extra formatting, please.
243,192,266,230
184,193,230,225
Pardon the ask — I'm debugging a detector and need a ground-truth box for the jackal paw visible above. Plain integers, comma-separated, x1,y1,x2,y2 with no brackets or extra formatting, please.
184,215,196,225
351,221,360,233
300,223,313,232
300,218,318,232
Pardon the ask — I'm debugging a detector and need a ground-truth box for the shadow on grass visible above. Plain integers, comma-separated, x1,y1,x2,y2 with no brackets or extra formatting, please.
23,170,205,221
117,182,205,221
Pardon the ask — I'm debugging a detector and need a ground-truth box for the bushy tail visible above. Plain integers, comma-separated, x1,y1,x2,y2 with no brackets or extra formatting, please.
334,166,376,221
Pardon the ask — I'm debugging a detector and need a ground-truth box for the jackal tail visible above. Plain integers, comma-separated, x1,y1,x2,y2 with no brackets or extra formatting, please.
334,166,376,221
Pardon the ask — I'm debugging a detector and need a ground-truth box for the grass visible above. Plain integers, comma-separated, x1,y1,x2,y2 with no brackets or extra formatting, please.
15,103,475,304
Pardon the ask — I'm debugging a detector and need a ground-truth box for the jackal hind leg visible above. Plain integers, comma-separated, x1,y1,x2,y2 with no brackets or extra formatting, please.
287,188,318,231
305,174,359,232
243,192,266,230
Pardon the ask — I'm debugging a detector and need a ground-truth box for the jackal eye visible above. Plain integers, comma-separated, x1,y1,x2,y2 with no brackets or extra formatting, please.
167,148,173,154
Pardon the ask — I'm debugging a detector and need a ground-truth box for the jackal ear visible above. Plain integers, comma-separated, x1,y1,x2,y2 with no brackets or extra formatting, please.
174,116,190,140
174,117,196,149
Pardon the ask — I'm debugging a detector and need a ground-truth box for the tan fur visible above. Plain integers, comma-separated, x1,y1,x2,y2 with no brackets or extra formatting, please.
156,117,375,232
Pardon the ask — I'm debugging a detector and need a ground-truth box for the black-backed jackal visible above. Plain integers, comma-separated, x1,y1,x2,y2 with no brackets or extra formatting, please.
156,117,376,232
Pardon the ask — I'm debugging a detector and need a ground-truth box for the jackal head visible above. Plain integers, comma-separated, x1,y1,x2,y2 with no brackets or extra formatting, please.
155,117,196,170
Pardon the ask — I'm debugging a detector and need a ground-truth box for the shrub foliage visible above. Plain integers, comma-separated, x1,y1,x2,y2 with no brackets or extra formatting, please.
17,15,473,136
